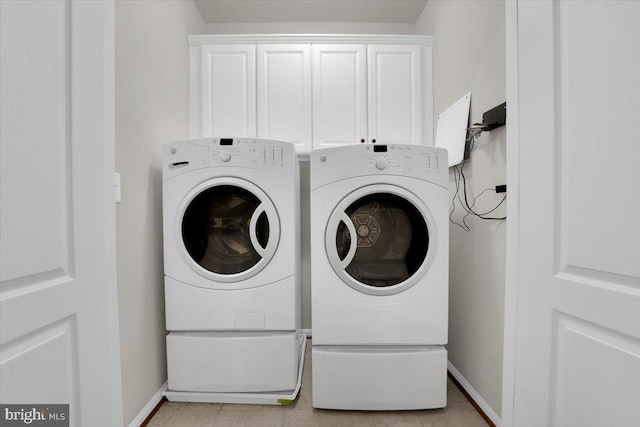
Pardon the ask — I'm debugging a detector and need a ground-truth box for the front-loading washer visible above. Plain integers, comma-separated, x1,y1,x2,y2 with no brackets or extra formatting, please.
310,144,449,410
163,137,300,395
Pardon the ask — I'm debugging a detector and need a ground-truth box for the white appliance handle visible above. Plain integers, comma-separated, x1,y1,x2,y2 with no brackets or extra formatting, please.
249,203,268,258
339,212,358,269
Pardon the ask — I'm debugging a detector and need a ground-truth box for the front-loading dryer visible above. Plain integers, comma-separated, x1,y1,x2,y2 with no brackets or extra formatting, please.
163,137,300,395
310,144,448,410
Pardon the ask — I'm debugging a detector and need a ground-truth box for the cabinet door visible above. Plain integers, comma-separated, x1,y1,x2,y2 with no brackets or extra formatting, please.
200,45,256,138
257,44,312,154
312,45,367,149
367,45,422,145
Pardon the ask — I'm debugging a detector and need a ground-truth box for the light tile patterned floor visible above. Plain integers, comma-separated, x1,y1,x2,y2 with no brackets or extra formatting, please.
148,346,489,427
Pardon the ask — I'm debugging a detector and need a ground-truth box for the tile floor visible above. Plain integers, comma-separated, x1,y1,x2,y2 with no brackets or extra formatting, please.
148,346,489,427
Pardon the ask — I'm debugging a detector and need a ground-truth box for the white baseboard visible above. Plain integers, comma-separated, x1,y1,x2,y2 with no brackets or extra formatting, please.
447,362,502,427
127,381,167,427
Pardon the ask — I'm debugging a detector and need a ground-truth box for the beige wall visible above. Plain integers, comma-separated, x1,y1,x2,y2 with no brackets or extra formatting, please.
205,22,416,35
416,0,506,417
115,1,205,424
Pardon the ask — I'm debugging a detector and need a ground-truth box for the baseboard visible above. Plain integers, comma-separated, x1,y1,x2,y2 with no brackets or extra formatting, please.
128,381,167,427
447,362,502,427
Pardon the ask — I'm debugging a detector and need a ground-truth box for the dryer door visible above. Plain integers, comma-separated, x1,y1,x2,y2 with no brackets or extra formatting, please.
326,184,436,296
178,177,280,284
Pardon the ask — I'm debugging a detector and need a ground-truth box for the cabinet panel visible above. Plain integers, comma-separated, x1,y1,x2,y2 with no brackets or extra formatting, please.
200,45,256,138
312,45,367,149
368,45,421,145
257,45,312,154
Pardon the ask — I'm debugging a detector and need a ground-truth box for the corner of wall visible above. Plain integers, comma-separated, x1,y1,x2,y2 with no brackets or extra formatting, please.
115,1,207,424
414,0,507,419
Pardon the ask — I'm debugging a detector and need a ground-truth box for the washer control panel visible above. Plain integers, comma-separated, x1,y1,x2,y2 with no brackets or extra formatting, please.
208,138,292,171
163,137,296,181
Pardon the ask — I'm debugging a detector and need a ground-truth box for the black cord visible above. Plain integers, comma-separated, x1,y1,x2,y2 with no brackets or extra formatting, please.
448,131,507,230
459,160,506,220
449,164,470,231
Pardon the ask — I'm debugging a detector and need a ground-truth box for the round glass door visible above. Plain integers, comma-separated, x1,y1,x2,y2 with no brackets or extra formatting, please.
326,185,435,295
179,179,279,282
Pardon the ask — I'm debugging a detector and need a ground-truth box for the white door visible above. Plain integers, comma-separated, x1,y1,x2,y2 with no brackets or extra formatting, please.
257,44,312,154
0,1,123,425
199,45,256,138
367,45,421,145
505,1,640,426
312,44,367,149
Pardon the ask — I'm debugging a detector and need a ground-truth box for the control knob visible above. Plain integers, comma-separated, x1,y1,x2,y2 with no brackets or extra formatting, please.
219,150,231,162
375,159,388,170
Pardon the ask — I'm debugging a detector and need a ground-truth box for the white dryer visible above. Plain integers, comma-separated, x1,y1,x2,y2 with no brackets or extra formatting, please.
163,137,300,394
310,144,449,410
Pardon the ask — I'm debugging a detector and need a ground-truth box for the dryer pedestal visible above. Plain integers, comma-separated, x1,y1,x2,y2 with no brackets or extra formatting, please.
312,345,447,410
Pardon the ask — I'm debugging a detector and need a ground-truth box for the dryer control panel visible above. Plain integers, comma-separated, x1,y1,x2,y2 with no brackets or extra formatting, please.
311,144,448,190
362,145,442,173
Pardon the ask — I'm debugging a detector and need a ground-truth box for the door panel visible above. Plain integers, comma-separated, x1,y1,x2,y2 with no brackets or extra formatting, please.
558,3,640,279
0,1,122,424
0,0,70,290
510,1,640,426
201,45,256,138
312,45,367,148
1,319,78,405
367,45,421,145
551,314,640,427
257,44,312,152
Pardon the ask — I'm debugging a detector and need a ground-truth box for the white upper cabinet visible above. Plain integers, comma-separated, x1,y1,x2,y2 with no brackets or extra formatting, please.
367,45,422,145
257,44,312,153
193,44,256,138
312,45,367,149
189,35,433,157
312,44,422,149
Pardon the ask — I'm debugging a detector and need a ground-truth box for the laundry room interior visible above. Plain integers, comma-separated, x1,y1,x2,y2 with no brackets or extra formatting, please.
3,0,639,426
115,1,505,425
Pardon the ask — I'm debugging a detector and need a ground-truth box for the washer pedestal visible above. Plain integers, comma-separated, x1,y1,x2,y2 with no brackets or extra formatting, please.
312,345,447,410
167,332,298,393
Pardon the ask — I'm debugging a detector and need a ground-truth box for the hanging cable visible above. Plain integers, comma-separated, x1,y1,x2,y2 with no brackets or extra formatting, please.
448,131,507,230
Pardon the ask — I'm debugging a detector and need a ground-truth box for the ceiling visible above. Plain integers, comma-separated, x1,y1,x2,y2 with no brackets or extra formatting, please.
193,0,429,24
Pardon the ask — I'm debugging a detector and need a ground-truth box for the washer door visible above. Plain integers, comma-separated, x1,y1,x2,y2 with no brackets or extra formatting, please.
325,184,436,296
178,178,280,284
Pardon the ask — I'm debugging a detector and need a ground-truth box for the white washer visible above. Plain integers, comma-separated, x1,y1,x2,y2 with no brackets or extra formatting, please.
163,137,300,394
310,144,449,410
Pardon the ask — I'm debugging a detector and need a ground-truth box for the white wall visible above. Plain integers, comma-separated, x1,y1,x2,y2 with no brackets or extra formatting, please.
115,1,205,424
415,0,506,418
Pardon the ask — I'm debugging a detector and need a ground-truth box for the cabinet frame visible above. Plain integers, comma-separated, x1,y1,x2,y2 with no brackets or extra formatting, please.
189,35,434,158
